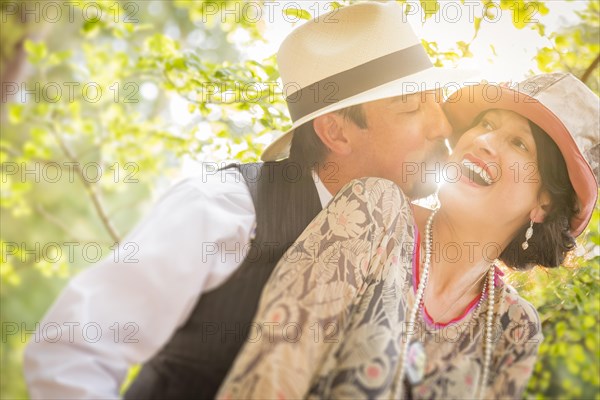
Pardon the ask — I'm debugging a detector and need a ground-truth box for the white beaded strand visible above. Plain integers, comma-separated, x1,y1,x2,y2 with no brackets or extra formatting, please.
393,208,437,398
478,262,497,399
392,208,497,400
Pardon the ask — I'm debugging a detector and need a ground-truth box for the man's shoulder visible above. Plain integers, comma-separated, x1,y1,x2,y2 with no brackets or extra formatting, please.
176,163,252,198
148,163,256,219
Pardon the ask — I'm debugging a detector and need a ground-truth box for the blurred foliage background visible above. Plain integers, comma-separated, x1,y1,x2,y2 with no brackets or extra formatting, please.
0,0,598,398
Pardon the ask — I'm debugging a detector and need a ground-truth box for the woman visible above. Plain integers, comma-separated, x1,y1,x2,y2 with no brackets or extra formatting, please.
217,73,598,399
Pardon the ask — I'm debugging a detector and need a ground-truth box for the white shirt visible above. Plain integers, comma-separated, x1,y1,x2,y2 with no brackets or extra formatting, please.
24,167,333,400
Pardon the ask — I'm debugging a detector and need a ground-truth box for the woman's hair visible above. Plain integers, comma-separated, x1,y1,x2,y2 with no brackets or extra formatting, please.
498,119,579,270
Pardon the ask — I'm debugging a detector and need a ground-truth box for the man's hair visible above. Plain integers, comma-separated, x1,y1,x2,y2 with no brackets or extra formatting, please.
497,119,579,270
288,104,368,168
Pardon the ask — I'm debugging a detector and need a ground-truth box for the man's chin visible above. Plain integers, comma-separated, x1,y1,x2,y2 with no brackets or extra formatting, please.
406,156,447,199
405,179,439,200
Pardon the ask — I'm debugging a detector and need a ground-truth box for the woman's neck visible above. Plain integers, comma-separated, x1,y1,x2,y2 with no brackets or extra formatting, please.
413,205,507,307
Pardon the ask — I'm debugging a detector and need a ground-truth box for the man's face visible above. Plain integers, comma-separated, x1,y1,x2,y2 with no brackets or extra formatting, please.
346,91,452,198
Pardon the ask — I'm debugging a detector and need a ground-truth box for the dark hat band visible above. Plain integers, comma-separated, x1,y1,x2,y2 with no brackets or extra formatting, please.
285,44,433,122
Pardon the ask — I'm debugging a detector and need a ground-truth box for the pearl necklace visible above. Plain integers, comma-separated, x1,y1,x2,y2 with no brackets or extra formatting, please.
431,263,489,326
393,208,497,399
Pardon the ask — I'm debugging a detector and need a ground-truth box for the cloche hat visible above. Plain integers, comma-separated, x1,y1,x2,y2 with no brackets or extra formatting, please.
444,73,599,237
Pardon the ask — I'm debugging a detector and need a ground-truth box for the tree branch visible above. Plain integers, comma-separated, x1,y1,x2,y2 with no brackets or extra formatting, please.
581,53,600,84
34,203,111,245
48,124,121,243
0,145,54,165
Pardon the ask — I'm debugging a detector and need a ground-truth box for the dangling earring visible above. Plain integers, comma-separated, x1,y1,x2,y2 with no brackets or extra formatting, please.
521,220,534,250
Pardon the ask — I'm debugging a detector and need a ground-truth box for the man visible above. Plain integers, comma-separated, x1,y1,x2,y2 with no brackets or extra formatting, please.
24,2,470,398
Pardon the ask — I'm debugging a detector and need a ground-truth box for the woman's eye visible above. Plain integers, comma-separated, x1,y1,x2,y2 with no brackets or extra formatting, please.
512,138,528,152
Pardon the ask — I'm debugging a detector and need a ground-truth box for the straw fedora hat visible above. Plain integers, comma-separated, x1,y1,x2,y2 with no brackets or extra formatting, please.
443,73,599,237
261,1,474,162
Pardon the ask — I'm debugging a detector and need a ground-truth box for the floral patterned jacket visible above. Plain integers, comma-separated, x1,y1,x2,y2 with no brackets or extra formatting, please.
217,177,543,400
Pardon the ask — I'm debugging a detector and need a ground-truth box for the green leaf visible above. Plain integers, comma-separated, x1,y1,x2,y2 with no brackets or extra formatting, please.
534,23,546,36
24,40,47,64
473,17,482,38
82,20,101,35
555,35,568,47
283,7,312,21
583,315,596,329
537,2,550,15
146,33,179,56
457,41,473,58
420,0,440,20
8,104,24,124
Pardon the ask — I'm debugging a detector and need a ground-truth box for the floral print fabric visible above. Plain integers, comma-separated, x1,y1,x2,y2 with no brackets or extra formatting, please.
217,177,543,399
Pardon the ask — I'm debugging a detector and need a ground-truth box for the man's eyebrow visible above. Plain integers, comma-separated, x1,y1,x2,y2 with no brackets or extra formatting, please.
390,94,413,103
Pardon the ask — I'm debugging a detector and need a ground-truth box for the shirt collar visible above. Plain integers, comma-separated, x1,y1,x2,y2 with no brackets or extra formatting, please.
312,169,333,208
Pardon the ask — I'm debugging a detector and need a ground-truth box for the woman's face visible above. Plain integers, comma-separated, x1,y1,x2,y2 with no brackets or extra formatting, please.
440,109,548,235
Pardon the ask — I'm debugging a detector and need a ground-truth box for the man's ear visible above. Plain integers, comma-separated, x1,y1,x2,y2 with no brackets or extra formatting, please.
312,113,352,156
530,191,552,223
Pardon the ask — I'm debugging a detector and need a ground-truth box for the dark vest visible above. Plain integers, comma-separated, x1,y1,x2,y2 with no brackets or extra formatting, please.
124,160,323,399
